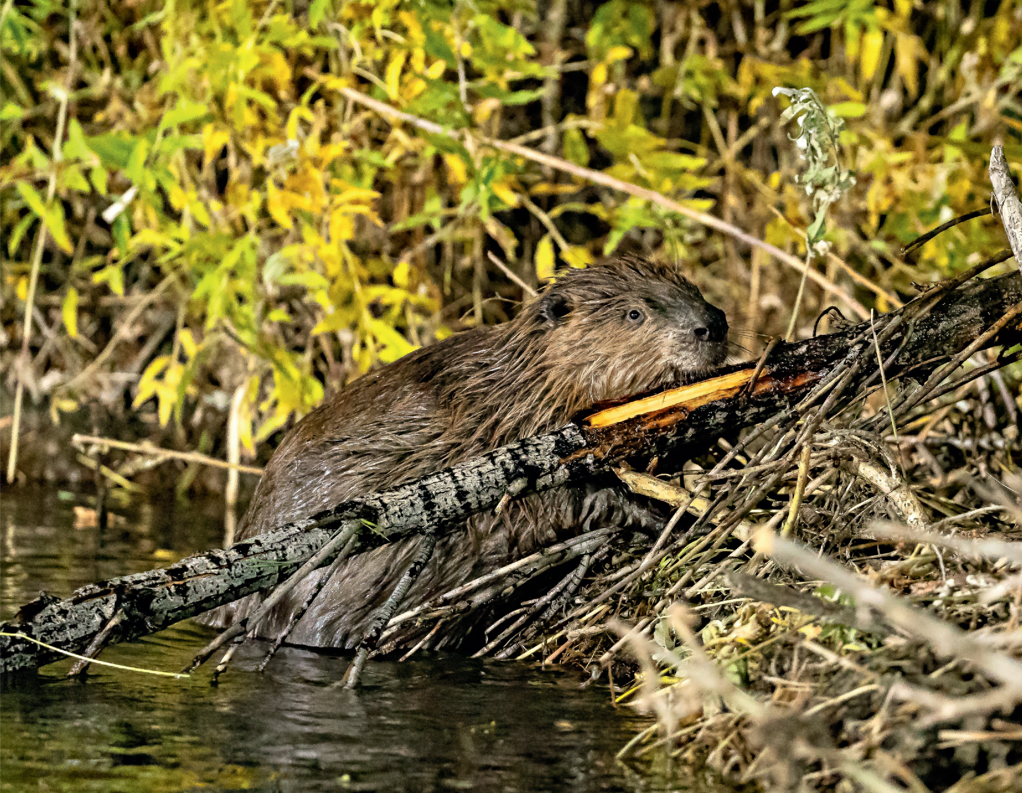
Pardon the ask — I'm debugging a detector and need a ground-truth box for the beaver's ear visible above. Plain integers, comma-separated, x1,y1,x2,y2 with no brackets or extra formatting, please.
538,293,572,324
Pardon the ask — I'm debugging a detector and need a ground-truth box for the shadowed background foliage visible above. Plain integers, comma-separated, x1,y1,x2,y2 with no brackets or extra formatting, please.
1,0,1020,488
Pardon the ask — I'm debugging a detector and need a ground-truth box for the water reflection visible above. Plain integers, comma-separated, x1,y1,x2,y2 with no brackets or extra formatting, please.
1,488,721,792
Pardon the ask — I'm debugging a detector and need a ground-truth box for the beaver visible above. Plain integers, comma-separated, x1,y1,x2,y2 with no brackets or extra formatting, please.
205,257,728,651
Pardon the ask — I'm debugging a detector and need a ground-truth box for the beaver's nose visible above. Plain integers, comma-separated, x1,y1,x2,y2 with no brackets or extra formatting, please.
693,306,728,343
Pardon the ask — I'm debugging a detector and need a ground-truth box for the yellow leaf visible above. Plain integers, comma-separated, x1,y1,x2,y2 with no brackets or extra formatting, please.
329,207,354,242
473,98,502,124
613,89,638,127
16,275,27,301
490,179,519,208
50,397,78,424
202,124,231,167
846,27,860,62
45,204,73,254
190,195,211,228
385,51,407,101
266,182,293,229
410,47,425,74
179,328,197,359
404,77,427,100
333,184,382,205
157,384,175,427
319,141,348,166
895,34,918,98
459,40,472,58
266,49,291,91
426,60,446,79
239,405,254,455
591,62,607,87
393,259,411,289
133,356,170,408
535,234,555,281
168,183,186,211
323,75,350,92
606,45,633,64
62,287,78,338
860,29,884,83
444,153,468,185
286,106,314,141
562,246,593,268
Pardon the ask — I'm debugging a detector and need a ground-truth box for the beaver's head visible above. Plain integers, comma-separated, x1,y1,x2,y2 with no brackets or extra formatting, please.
525,257,729,404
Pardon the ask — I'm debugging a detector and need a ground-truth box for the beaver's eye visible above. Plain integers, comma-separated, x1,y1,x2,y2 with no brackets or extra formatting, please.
627,308,644,322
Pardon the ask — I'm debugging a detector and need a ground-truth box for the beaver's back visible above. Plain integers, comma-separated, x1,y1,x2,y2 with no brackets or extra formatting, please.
236,328,491,540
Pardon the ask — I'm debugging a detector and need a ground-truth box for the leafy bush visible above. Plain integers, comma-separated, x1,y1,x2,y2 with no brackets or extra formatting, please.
2,0,1019,479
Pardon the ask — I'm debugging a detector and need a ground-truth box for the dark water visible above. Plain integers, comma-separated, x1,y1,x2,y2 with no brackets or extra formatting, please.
1,488,719,792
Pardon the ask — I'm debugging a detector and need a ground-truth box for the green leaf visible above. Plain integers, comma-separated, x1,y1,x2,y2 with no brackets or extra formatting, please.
112,214,130,257
62,164,91,193
126,138,150,184
309,0,330,28
159,99,210,134
93,264,125,296
0,103,24,120
828,101,866,117
86,133,137,169
64,120,92,162
7,213,36,257
16,181,46,218
563,128,590,167
89,166,108,196
278,271,331,290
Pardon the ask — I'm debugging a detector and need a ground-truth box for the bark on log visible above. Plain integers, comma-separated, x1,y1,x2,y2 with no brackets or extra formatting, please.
3,272,1021,675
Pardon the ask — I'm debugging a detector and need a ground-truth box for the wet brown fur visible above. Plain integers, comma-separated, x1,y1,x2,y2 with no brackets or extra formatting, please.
204,258,728,649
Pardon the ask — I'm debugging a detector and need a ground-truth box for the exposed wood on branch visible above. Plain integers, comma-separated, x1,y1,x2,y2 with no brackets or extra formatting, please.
3,272,1021,675
989,145,1022,274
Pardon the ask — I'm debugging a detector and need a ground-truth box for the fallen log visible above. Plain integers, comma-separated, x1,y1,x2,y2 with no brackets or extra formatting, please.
3,270,1020,675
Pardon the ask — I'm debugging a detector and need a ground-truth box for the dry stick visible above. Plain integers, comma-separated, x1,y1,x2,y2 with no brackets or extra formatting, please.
520,193,570,252
224,385,245,546
895,300,1022,419
486,250,537,297
58,273,177,395
539,0,568,161
338,87,870,319
781,443,813,537
635,349,887,636
920,349,1022,407
479,548,594,659
384,537,603,638
67,609,126,677
852,459,928,531
989,146,1022,274
855,252,1013,430
71,434,264,475
6,0,76,484
345,530,437,688
686,472,834,596
257,531,360,673
380,528,615,633
566,467,762,630
870,521,1022,566
757,532,1022,692
901,208,992,259
185,520,361,672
